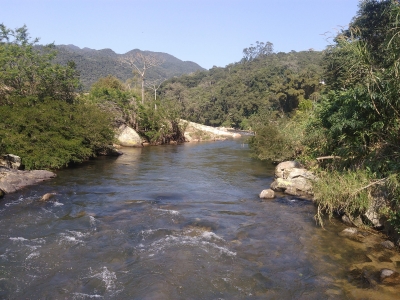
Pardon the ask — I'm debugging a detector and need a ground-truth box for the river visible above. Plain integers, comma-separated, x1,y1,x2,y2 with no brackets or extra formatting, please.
0,138,399,299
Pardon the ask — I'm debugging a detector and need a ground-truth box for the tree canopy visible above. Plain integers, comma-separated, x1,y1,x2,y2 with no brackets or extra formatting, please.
0,24,114,169
0,24,80,104
160,49,324,128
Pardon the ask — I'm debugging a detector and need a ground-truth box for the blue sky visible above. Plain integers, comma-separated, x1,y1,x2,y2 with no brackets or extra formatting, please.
2,0,360,69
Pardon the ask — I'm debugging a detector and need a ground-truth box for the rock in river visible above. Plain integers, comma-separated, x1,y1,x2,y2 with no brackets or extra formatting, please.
40,192,57,202
270,161,316,196
0,167,56,197
259,189,275,199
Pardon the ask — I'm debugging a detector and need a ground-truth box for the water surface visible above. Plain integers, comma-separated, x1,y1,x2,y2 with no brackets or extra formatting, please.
0,139,398,299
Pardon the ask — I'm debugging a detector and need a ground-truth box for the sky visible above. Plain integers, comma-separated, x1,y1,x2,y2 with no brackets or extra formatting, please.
2,0,361,69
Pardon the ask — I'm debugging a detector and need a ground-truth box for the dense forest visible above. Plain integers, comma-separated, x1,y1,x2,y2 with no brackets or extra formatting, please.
160,50,324,128
1,0,400,233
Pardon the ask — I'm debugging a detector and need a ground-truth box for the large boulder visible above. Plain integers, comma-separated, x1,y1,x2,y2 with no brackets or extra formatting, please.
274,161,302,179
270,161,316,196
116,125,142,147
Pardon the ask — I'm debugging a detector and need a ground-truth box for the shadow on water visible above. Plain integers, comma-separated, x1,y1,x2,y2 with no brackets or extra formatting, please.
0,138,399,299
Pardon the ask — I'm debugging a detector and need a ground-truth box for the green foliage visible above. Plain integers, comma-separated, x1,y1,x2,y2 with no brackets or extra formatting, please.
313,170,373,226
0,96,114,170
382,174,400,233
0,24,116,170
0,24,80,104
86,76,185,145
242,41,274,62
161,51,324,128
301,0,400,230
85,75,141,130
88,75,133,106
306,0,400,174
248,111,308,163
136,99,185,144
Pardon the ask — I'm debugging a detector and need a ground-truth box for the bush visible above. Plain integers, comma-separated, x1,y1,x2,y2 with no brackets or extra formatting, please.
248,111,308,163
0,96,114,169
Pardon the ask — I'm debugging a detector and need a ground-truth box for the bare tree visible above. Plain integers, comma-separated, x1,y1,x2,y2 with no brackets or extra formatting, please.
120,52,164,104
145,77,165,109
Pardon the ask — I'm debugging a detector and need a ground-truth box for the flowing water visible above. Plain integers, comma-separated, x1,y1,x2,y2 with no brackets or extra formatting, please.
0,139,399,299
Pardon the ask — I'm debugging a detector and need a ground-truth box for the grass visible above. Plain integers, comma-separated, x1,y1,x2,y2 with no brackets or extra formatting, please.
313,169,375,227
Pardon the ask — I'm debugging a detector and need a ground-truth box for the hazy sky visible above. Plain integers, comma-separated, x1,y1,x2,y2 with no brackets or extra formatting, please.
2,0,360,69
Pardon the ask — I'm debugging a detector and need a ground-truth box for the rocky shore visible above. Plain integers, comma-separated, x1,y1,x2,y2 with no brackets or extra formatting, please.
181,120,241,142
259,160,400,290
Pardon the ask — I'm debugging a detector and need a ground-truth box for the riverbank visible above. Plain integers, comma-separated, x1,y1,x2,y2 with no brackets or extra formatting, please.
259,160,400,290
0,120,243,198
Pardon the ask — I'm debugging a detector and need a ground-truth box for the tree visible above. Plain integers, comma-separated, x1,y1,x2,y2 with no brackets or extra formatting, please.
0,24,80,104
242,41,274,62
120,52,164,104
308,0,400,171
145,77,165,109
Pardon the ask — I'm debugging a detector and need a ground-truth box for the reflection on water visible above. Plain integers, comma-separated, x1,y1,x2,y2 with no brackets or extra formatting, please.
0,139,399,299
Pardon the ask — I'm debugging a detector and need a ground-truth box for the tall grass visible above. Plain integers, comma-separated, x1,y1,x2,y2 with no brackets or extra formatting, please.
313,169,374,226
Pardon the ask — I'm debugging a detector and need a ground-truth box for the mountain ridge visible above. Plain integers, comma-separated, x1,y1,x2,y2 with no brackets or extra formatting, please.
51,44,205,90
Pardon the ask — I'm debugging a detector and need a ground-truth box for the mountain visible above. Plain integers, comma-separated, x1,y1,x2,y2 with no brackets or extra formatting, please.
51,44,205,90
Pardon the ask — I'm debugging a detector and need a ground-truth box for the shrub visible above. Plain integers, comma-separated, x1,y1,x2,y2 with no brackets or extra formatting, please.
0,96,114,169
248,111,308,163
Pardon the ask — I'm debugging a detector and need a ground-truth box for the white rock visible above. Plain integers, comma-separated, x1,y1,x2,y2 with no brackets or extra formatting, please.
259,189,275,199
116,125,142,147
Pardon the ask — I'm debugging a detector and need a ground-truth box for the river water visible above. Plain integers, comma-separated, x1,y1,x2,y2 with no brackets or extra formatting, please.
0,139,399,299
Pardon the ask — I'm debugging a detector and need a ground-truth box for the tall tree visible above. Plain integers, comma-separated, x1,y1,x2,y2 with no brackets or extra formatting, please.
145,77,165,109
242,41,274,62
120,52,164,104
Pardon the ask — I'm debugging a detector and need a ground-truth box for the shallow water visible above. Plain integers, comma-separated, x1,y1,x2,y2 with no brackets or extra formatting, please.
0,139,399,299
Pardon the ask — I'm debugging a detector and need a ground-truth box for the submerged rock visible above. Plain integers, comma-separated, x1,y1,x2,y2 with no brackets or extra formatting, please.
338,227,369,242
40,192,57,202
348,267,378,289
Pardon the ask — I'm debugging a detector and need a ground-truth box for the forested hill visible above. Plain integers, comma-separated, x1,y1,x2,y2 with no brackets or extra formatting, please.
51,44,205,90
160,50,324,128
